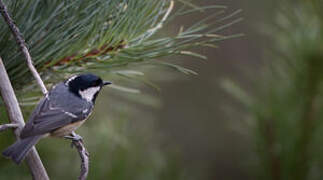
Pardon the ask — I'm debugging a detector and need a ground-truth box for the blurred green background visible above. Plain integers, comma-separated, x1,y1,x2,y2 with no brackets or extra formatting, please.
2,0,323,179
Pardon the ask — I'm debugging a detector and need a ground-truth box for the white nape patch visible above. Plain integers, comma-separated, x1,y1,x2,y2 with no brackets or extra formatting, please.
65,75,77,86
79,86,100,102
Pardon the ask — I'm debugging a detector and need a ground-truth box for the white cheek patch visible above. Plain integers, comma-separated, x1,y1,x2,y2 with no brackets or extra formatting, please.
79,86,101,102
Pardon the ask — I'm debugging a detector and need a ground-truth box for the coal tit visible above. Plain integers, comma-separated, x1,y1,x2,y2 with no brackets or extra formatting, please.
2,73,111,164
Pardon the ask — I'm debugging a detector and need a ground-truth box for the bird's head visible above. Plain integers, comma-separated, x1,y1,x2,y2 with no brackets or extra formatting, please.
65,73,111,103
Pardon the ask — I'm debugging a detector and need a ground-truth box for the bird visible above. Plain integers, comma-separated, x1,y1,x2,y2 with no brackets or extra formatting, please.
2,73,111,164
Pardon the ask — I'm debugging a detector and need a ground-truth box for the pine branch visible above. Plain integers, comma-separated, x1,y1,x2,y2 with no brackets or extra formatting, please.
0,0,241,95
0,57,49,180
0,0,47,94
0,1,90,179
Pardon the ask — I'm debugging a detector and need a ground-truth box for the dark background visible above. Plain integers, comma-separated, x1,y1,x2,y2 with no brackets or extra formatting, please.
153,1,267,179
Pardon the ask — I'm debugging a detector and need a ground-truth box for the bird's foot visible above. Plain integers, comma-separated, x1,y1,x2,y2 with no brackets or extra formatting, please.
64,132,83,148
64,131,83,141
64,134,82,141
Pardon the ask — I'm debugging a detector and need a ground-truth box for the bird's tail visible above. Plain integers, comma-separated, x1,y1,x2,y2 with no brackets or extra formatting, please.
2,136,41,164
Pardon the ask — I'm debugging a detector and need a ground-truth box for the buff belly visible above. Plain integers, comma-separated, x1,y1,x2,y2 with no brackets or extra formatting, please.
50,120,85,137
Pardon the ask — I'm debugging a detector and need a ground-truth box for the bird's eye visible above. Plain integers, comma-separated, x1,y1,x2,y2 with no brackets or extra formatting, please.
93,79,101,86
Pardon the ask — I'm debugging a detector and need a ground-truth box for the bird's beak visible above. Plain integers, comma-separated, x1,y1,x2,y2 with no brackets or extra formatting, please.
103,81,112,86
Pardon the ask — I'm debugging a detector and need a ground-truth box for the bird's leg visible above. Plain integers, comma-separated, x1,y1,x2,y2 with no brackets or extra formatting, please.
64,131,83,141
64,131,83,148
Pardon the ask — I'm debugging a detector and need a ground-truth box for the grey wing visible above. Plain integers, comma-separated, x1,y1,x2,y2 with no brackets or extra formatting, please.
20,97,87,138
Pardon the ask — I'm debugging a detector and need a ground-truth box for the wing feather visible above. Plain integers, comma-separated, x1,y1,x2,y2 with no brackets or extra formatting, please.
20,97,84,138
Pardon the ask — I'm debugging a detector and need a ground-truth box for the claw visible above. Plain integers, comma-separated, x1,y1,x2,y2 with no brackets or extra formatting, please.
64,131,83,148
64,134,82,141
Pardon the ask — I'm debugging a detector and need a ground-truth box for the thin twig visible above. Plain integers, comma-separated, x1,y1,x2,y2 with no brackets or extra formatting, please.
0,123,19,132
72,140,90,180
0,0,47,94
0,57,49,180
0,1,89,179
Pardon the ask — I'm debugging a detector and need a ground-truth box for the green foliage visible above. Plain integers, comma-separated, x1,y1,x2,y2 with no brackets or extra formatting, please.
0,0,241,93
224,0,323,179
0,0,241,179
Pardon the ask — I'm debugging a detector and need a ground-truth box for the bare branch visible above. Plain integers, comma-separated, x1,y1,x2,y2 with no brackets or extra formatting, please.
0,123,19,132
0,0,47,95
0,1,89,179
0,57,49,180
73,140,90,180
